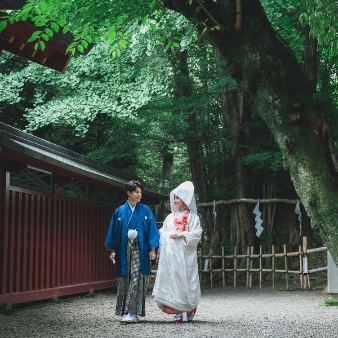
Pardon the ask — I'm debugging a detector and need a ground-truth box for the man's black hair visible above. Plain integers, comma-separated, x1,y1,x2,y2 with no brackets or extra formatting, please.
124,180,144,193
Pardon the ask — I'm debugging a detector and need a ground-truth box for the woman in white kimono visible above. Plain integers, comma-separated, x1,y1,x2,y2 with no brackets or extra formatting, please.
152,181,202,323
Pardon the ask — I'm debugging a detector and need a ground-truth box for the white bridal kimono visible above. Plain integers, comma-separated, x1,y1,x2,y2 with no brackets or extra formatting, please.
152,211,202,312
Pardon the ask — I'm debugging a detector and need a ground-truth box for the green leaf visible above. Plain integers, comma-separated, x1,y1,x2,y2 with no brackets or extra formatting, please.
34,17,49,27
62,25,69,34
38,2,48,12
22,3,33,13
74,33,85,41
85,35,93,43
51,22,60,33
77,44,84,53
39,41,46,51
42,33,50,41
118,39,128,48
65,41,77,54
27,31,42,42
0,20,7,32
281,17,291,25
45,27,53,38
108,25,116,44
55,16,66,26
34,7,42,15
81,39,88,49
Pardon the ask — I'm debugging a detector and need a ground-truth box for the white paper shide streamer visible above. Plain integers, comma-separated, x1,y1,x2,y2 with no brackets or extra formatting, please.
295,200,302,236
213,200,217,232
253,201,264,237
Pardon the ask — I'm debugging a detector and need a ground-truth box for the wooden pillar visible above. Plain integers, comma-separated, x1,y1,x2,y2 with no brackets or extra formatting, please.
0,165,10,297
302,237,310,288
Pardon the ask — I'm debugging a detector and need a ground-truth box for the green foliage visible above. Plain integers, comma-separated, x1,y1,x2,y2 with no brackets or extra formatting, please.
2,0,160,55
261,0,307,62
240,151,282,172
300,0,338,51
0,12,197,189
262,0,338,54
324,296,338,306
2,0,337,203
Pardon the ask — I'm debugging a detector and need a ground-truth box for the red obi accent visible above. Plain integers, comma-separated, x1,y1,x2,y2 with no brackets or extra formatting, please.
161,305,182,314
174,210,190,232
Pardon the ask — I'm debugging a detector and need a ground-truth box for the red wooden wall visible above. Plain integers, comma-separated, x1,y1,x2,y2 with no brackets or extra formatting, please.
0,177,116,305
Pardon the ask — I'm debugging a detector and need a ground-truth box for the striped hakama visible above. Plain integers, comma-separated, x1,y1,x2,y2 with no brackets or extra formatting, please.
115,238,148,316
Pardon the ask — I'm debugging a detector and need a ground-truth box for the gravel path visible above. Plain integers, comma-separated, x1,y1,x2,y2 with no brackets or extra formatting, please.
1,286,338,338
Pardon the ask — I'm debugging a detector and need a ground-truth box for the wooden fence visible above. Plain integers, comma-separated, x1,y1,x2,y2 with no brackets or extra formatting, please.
197,237,327,289
0,186,115,305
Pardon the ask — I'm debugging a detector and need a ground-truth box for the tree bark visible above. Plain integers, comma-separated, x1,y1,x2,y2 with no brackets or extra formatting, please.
156,147,173,221
170,48,215,240
164,0,338,262
213,42,255,251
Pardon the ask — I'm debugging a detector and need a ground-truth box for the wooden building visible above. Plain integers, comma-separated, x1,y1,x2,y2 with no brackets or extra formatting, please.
0,123,165,305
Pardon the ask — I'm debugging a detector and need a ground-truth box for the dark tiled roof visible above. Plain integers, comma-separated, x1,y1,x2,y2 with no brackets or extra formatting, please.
0,122,166,203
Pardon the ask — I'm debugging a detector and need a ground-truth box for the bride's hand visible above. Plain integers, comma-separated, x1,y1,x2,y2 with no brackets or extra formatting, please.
170,232,184,239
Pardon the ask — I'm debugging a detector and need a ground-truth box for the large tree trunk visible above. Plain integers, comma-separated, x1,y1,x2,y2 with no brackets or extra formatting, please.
214,42,255,251
156,146,174,221
164,0,338,262
170,49,215,240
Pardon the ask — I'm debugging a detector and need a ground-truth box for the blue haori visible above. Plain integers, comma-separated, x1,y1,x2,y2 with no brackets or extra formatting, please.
104,202,159,277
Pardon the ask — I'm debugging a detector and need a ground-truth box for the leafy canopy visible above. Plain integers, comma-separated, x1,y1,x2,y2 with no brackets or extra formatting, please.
1,0,337,55
0,0,160,55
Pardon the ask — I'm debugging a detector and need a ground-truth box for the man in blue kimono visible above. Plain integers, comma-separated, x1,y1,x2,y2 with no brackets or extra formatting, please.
105,180,159,323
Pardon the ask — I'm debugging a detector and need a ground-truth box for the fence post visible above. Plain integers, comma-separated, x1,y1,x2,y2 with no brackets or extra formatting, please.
299,244,302,288
249,246,253,287
209,247,213,288
302,236,310,288
259,245,262,288
272,244,275,289
222,246,225,287
234,246,237,288
246,246,250,287
283,244,289,289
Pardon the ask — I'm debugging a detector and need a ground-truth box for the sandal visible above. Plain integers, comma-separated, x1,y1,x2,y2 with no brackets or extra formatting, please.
187,308,197,322
173,313,183,323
